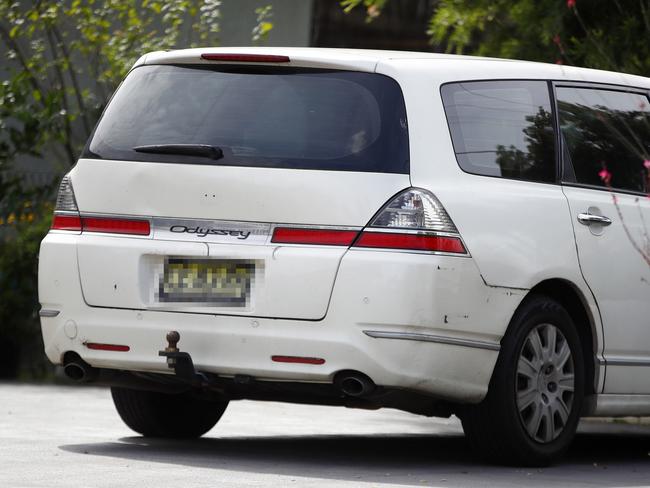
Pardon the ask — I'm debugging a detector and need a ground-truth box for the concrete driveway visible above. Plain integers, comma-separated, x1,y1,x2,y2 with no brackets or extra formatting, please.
1,383,649,487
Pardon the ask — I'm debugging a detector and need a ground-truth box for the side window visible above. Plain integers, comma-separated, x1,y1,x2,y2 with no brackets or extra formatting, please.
441,80,556,183
556,87,650,193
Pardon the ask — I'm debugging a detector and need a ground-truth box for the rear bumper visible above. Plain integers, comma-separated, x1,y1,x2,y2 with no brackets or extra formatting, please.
38,232,525,403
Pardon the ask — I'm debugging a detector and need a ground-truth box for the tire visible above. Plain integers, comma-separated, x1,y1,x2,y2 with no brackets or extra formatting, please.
111,387,229,438
460,294,585,466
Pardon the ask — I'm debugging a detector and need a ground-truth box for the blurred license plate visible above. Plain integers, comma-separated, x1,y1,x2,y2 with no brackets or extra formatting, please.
158,258,255,306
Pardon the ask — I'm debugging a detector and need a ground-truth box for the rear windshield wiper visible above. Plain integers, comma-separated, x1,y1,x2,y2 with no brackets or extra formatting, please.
133,144,224,160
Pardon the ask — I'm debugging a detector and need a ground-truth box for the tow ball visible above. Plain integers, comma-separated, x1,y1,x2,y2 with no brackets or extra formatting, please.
158,330,206,384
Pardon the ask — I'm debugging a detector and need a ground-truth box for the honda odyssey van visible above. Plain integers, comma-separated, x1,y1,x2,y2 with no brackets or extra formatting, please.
38,47,650,466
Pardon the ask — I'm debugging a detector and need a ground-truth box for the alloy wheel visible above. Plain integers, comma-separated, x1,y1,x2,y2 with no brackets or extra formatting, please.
516,323,575,443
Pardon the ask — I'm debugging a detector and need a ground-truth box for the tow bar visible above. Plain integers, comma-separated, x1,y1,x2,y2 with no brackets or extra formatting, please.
158,330,209,386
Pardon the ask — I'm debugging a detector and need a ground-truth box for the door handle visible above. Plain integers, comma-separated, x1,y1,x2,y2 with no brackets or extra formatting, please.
577,213,612,226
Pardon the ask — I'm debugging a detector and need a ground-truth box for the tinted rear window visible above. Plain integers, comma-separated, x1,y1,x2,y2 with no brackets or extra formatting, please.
85,65,409,173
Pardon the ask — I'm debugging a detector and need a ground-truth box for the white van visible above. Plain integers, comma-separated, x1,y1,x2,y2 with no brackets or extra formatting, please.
39,48,650,466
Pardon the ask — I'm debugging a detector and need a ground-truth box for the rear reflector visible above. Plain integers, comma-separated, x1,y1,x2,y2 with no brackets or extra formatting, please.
51,214,82,231
272,227,358,246
271,355,326,365
201,53,290,63
85,342,130,352
82,217,150,236
354,232,466,253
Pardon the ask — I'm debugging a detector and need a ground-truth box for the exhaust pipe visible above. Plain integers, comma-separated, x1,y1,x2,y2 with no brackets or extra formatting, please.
334,371,376,397
61,351,190,393
63,355,98,383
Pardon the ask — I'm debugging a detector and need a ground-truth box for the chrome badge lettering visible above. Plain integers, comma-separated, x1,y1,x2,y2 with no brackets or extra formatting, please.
169,225,251,240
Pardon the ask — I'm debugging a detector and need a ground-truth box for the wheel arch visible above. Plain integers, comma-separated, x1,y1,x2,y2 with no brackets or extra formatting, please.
505,279,599,396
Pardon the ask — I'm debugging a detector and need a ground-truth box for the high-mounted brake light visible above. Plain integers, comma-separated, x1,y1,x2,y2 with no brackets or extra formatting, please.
201,53,290,63
272,227,358,246
353,188,468,254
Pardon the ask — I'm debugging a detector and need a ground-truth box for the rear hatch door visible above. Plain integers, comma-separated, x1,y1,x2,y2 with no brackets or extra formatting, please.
74,61,410,319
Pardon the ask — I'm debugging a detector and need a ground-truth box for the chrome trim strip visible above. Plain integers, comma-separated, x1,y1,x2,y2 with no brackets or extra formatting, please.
363,330,500,351
605,357,650,367
270,223,363,232
39,309,60,318
350,247,471,257
584,394,650,417
361,228,460,238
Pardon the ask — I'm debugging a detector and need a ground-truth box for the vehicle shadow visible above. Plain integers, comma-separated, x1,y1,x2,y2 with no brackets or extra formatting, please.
59,421,650,487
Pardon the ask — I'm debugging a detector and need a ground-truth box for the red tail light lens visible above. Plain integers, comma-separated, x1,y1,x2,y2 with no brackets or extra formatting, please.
81,217,150,236
271,355,325,365
272,227,358,246
51,214,150,236
51,214,82,232
354,232,466,253
85,342,130,352
201,53,290,63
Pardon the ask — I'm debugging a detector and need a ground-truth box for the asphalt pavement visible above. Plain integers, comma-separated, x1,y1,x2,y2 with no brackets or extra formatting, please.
1,383,650,487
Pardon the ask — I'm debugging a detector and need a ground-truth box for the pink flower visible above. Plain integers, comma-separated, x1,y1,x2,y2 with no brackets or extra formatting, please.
599,168,612,185
644,159,650,169
553,35,561,46
567,0,576,8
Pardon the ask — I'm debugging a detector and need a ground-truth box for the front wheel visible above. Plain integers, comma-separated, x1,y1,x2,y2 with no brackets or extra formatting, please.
111,387,229,438
461,294,585,466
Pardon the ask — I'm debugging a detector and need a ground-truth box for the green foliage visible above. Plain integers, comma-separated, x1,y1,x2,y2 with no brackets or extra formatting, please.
430,0,650,76
341,0,650,77
0,0,223,379
252,5,274,44
0,0,222,170
340,0,387,22
0,184,52,379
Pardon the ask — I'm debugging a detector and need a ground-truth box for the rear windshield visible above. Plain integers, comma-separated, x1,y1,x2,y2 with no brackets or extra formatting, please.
85,65,409,173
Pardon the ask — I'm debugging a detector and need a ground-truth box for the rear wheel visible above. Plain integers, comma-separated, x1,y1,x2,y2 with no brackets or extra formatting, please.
461,294,584,466
111,387,229,438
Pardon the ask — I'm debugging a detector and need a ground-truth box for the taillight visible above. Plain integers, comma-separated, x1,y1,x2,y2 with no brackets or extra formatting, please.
272,227,358,246
82,217,150,235
51,174,150,236
51,214,82,231
51,175,82,232
355,232,465,253
353,188,468,255
55,176,78,212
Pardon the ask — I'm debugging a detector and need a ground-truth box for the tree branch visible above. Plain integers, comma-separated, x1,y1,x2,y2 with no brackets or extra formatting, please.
45,26,76,166
51,25,91,138
0,23,47,106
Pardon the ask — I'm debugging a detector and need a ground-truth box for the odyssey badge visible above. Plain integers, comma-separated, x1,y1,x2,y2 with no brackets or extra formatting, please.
169,225,251,239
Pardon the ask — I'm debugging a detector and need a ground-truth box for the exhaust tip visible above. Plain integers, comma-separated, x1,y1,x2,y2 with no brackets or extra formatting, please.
334,370,376,397
62,352,98,383
63,362,86,381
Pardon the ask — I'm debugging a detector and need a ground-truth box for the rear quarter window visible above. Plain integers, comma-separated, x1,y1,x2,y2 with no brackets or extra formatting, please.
85,65,409,173
441,80,556,183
